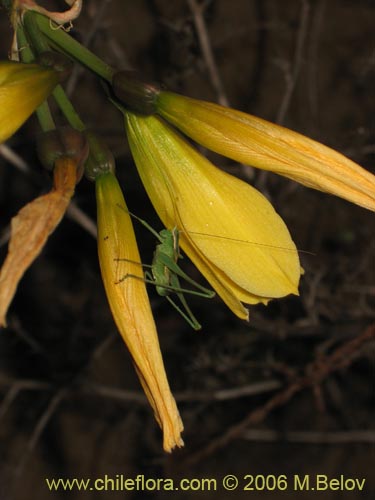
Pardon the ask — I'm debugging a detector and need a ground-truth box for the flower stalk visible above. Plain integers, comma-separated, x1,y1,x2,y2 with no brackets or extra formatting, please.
27,10,114,82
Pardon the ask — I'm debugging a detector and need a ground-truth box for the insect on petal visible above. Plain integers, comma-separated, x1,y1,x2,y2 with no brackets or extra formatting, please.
125,112,302,320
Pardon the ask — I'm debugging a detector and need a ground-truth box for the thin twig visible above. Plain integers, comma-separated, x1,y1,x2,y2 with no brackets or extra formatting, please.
187,0,229,106
0,144,30,174
66,202,97,238
83,378,281,404
0,386,22,420
83,384,148,404
16,388,67,476
256,0,310,192
0,376,51,420
7,316,46,355
306,0,326,133
0,374,51,391
0,375,281,412
242,429,375,444
1,334,115,476
276,0,310,124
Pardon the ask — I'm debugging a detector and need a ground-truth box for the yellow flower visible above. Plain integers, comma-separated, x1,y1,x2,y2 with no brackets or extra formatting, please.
96,172,183,452
0,61,59,143
124,112,301,320
155,91,375,212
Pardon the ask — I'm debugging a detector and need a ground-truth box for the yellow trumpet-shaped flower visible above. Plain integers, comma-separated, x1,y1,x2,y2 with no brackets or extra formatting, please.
0,61,59,143
124,112,301,320
155,91,375,212
96,172,183,452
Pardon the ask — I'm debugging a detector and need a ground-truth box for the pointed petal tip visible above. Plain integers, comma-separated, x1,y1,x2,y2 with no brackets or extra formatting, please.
164,436,185,453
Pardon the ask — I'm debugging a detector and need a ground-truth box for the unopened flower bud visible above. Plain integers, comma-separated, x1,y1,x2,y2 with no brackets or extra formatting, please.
37,126,88,181
112,71,161,115
84,131,116,181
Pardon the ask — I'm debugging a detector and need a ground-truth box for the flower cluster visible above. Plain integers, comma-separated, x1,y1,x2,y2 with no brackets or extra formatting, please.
1,1,374,452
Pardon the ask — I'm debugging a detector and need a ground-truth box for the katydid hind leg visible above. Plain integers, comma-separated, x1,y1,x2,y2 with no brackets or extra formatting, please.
142,269,203,329
165,296,202,330
116,271,160,285
114,257,153,269
158,252,215,298
169,273,202,330
119,268,213,298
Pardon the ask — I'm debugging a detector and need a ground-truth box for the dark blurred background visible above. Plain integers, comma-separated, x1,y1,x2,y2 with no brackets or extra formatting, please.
0,1,374,499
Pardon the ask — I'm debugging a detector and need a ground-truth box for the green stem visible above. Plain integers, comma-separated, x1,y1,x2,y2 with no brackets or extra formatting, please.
16,24,36,63
22,9,51,55
52,85,85,131
29,11,115,82
17,24,55,131
21,13,85,131
35,103,55,132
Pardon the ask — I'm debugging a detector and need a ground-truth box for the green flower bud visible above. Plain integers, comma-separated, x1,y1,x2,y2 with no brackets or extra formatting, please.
37,126,88,181
84,131,116,181
112,71,161,115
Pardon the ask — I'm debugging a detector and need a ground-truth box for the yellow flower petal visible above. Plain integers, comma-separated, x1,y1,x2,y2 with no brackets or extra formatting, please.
156,92,375,211
181,236,271,320
96,172,183,452
0,61,59,143
125,113,301,319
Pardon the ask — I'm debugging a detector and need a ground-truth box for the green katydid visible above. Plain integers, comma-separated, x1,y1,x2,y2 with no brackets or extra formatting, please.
115,208,215,330
115,208,309,329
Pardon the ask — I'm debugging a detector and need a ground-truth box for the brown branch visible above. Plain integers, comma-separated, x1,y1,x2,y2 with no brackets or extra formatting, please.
184,323,374,466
